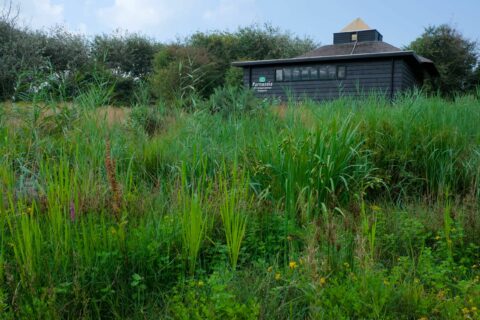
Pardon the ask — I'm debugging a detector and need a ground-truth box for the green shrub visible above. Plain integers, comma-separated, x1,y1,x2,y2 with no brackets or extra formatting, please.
128,104,166,136
206,86,261,117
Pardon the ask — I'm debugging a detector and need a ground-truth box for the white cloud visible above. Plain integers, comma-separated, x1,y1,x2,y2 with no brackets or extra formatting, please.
14,0,64,29
95,0,259,39
96,0,192,32
203,0,257,27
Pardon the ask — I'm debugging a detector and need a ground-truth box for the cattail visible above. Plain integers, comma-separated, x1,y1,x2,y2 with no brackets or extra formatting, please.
105,138,122,219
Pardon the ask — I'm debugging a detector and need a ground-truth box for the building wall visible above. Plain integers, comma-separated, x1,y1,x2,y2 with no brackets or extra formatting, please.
242,58,418,101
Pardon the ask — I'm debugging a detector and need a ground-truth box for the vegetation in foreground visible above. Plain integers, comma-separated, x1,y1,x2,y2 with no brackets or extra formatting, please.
0,91,480,319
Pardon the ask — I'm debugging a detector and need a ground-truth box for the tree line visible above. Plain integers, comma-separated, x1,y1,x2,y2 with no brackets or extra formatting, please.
0,3,478,106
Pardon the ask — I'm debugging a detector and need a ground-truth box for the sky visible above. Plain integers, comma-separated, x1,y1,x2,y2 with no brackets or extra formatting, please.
6,0,480,48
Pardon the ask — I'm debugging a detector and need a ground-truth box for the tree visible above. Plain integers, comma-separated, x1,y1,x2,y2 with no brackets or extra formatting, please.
408,24,478,95
0,1,46,99
92,32,161,77
149,45,217,107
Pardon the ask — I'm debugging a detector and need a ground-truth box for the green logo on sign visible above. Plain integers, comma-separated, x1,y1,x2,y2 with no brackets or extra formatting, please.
259,76,266,83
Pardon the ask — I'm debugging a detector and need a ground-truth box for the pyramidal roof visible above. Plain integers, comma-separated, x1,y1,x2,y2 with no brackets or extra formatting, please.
340,18,372,32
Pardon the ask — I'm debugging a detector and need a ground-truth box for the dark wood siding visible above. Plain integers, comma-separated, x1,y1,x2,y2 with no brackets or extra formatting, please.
333,30,382,44
244,57,412,101
333,32,352,44
396,60,420,91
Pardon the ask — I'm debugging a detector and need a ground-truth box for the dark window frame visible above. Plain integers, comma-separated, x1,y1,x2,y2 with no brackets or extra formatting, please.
275,65,347,82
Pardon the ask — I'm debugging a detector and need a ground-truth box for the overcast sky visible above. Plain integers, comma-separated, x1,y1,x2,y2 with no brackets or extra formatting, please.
7,0,479,48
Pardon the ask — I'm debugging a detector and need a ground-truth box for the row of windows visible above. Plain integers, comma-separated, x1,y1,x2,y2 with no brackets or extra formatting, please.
275,65,346,82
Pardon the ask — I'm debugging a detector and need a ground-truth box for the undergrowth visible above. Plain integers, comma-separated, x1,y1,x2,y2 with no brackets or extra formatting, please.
0,92,479,319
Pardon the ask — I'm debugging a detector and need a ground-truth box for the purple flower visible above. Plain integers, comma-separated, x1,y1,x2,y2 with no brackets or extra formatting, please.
70,201,76,222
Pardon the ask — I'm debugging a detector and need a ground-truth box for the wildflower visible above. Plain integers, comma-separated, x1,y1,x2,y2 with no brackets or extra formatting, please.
197,281,204,287
267,266,273,273
414,278,420,284
472,306,478,312
435,235,441,240
70,201,75,222
383,279,390,285
27,207,33,215
437,290,445,300
370,205,381,212
289,261,297,270
275,272,281,280
319,277,326,285
462,307,470,314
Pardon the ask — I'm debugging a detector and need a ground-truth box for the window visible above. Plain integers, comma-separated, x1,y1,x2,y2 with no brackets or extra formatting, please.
337,66,346,79
292,68,301,81
275,69,283,81
319,66,328,79
274,65,346,82
301,67,310,80
327,65,336,79
351,33,357,41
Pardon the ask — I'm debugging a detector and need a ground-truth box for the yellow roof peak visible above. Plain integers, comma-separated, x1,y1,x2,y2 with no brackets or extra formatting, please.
340,18,372,32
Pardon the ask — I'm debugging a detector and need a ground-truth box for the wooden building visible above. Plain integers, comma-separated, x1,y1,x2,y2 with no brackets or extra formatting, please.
232,18,438,101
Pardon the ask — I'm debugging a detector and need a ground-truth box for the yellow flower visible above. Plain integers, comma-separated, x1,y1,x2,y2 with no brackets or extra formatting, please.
275,272,281,280
437,290,445,300
383,279,390,286
472,306,478,312
462,307,470,314
370,205,381,212
418,317,428,320
289,261,297,270
197,281,204,287
435,235,441,240
414,278,420,284
319,277,326,285
267,266,273,273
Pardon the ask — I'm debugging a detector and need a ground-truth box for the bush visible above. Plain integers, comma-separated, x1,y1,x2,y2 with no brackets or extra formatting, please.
205,86,261,117
129,104,166,135
149,45,219,108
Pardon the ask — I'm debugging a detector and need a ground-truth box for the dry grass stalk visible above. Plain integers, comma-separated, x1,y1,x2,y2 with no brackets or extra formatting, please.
105,138,122,219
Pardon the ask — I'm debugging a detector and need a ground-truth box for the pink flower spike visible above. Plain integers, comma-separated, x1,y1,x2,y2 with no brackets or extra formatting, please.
70,201,76,222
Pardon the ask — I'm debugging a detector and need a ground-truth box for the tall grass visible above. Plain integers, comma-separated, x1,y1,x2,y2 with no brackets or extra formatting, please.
179,162,211,275
219,164,250,270
0,91,479,318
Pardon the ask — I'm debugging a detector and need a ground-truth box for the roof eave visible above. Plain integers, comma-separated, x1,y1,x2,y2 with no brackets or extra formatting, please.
232,51,416,67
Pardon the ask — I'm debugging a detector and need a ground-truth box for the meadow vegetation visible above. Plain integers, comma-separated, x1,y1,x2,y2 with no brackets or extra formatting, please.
0,88,479,319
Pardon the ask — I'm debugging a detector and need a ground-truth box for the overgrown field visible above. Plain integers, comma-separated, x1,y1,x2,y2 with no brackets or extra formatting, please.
0,93,479,319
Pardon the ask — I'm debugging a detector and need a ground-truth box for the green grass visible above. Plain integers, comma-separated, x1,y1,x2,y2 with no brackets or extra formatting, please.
0,92,479,319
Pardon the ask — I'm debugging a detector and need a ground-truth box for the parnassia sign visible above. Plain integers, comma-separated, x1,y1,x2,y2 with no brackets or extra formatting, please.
252,76,272,92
